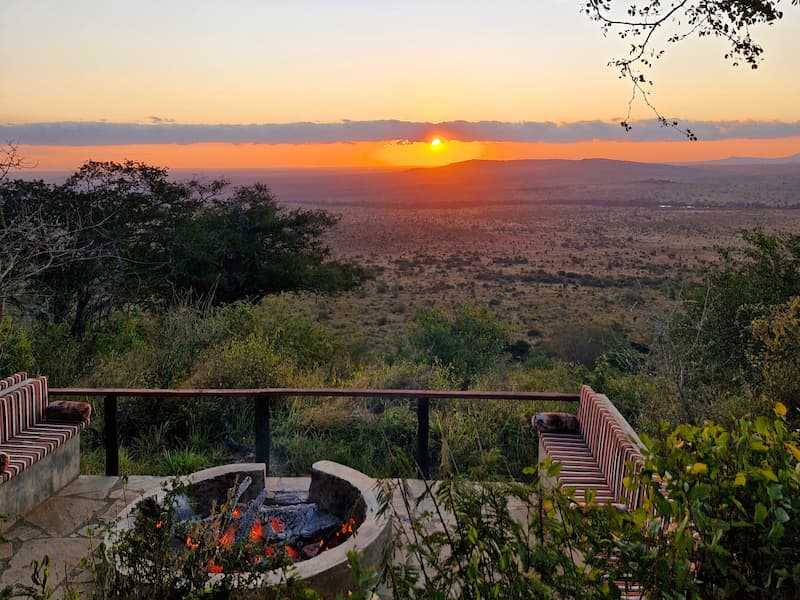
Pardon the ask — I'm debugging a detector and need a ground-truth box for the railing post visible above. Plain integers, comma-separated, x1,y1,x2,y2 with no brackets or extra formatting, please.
254,395,271,475
416,396,430,479
104,394,119,477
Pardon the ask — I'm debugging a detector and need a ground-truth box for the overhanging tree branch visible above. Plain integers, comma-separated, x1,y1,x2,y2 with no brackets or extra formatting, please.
582,0,798,137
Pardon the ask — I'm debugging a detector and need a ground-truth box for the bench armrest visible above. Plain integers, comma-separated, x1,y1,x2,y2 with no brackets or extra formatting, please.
533,412,580,434
45,400,92,423
0,452,8,471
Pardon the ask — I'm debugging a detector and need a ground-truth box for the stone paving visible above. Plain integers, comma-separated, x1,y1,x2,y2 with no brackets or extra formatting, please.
0,475,167,597
1,475,532,598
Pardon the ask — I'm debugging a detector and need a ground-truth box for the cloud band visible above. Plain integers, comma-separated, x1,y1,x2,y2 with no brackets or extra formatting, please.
2,119,799,146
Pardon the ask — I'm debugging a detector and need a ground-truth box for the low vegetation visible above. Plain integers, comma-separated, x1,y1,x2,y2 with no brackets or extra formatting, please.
385,404,800,599
4,158,800,597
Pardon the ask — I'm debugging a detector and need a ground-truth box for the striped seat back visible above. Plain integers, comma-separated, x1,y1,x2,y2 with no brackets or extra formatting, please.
577,385,646,509
0,374,48,444
0,371,27,391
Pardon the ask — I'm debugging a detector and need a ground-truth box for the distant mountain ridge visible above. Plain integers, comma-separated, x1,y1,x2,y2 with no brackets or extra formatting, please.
20,154,800,209
401,158,710,186
675,152,800,166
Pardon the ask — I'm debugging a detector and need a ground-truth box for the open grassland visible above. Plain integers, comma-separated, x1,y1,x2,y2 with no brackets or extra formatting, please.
303,202,800,355
19,162,799,480
73,200,800,479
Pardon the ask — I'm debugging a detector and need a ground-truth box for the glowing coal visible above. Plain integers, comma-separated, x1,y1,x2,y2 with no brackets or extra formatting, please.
111,461,392,600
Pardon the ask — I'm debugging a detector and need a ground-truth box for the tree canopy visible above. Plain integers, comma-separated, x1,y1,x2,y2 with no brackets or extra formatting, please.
0,160,368,339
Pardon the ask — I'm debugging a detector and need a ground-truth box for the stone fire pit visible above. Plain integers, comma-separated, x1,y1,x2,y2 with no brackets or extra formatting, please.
110,460,392,599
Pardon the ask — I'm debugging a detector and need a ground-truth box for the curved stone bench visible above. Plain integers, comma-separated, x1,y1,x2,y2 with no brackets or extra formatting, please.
0,372,91,529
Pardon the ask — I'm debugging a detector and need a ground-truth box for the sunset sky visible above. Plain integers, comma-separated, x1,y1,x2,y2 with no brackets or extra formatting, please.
2,1,799,170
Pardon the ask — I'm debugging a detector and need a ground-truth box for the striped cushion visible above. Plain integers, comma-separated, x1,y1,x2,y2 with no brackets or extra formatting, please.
0,371,27,391
540,432,616,502
0,374,87,484
540,390,647,600
537,386,645,510
0,421,82,483
0,376,48,444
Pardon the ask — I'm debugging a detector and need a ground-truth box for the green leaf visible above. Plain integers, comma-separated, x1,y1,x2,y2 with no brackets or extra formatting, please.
689,462,708,475
768,521,785,542
754,416,771,437
754,503,768,525
785,442,800,462
546,461,563,478
775,507,790,523
766,484,783,502
759,468,779,482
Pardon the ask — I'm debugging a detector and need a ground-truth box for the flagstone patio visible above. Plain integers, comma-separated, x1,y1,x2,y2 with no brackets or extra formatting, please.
1,475,530,598
1,475,167,597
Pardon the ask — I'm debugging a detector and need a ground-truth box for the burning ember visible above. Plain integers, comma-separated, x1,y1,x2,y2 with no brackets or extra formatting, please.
172,475,359,573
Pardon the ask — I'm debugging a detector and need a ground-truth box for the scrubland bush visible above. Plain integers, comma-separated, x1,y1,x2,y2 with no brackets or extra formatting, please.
385,406,800,599
627,404,800,597
397,303,510,387
668,229,800,422
0,316,35,374
547,321,624,368
28,321,83,385
191,330,299,389
750,295,800,427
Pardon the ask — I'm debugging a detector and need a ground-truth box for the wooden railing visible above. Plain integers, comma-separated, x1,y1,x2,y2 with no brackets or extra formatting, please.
50,387,579,478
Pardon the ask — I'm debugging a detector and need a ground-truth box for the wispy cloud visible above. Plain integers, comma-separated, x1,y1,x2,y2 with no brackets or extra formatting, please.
147,115,176,124
3,119,800,145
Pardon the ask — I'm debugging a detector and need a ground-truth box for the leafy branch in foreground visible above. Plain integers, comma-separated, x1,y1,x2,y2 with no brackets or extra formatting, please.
382,404,800,598
89,478,315,600
581,0,798,137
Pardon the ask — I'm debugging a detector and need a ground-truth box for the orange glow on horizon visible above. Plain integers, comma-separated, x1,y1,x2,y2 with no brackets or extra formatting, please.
376,139,484,166
14,136,800,173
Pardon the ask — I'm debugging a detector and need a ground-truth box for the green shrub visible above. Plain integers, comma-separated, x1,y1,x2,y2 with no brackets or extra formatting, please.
667,229,800,420
385,407,800,599
626,404,800,597
28,321,83,385
158,449,213,475
750,295,800,427
398,304,510,387
547,321,623,368
252,296,352,377
192,330,299,389
0,317,35,375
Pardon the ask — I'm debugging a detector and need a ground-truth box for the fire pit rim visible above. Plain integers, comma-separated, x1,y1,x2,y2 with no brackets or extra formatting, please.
108,460,392,597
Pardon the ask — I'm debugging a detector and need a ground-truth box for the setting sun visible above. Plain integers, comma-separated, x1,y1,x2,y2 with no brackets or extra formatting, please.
431,138,442,147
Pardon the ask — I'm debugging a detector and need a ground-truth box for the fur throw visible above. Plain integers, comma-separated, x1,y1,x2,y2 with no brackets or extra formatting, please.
45,400,92,423
532,412,580,434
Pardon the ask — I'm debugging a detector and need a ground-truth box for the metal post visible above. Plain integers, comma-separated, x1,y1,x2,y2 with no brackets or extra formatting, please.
416,397,430,479
104,394,119,477
254,396,271,475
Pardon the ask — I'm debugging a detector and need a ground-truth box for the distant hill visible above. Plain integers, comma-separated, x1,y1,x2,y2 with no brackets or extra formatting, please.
398,158,712,186
18,155,800,209
164,157,800,208
677,152,800,166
